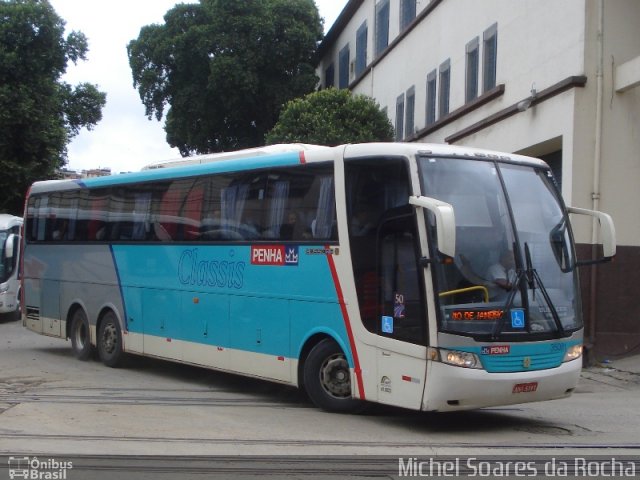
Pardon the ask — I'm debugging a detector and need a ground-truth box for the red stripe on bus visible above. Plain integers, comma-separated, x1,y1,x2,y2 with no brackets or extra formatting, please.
325,247,365,400
299,151,306,164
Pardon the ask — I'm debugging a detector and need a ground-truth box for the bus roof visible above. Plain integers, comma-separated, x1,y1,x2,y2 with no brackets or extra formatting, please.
141,143,327,170
28,143,548,195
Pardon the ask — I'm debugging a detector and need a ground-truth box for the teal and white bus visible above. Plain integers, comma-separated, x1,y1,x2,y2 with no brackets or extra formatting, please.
1,214,23,320
22,143,615,412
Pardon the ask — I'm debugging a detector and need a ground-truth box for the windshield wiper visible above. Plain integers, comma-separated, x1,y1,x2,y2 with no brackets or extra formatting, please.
491,269,524,340
492,242,567,339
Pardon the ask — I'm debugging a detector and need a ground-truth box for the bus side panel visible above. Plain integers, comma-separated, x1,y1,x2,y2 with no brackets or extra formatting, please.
121,286,143,353
141,288,182,361
290,300,353,368
181,291,229,369
25,245,125,340
41,279,61,337
23,276,42,333
228,296,291,382
111,244,354,385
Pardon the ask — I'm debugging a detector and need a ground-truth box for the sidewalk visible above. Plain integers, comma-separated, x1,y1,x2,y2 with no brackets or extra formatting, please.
581,352,640,391
601,353,640,374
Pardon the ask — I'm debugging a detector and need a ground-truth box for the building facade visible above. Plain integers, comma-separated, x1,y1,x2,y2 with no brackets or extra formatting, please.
316,0,640,358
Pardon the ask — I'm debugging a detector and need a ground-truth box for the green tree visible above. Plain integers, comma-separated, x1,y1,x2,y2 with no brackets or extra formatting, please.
0,0,106,214
127,0,323,157
266,88,395,145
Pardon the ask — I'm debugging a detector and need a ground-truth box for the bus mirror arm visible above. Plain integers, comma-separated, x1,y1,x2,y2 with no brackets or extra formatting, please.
567,206,616,260
4,234,15,259
409,196,456,259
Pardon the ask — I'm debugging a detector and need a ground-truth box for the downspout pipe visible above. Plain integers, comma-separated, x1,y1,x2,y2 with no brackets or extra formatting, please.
588,0,605,356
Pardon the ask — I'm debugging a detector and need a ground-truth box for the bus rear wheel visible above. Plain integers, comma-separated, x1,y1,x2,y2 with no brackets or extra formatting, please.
70,308,93,360
97,311,126,368
303,339,362,413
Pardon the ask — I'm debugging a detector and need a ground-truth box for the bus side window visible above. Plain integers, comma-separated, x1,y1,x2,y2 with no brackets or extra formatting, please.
182,183,203,240
87,194,108,241
157,182,183,241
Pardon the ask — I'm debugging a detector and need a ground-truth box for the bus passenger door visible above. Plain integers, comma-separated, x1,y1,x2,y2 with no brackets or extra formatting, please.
375,210,428,410
344,158,427,409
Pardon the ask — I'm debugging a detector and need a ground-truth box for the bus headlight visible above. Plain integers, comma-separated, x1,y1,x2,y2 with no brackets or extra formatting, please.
429,347,482,369
0,284,9,294
563,344,583,362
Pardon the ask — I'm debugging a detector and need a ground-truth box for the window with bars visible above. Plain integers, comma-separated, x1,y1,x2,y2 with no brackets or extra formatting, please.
483,23,498,92
375,0,390,57
400,0,416,31
395,93,405,141
465,37,479,102
426,69,437,125
438,59,450,118
356,21,368,77
324,63,335,88
339,44,350,89
405,86,415,138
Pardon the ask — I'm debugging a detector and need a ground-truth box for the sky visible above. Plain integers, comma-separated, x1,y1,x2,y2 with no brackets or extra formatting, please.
48,0,347,174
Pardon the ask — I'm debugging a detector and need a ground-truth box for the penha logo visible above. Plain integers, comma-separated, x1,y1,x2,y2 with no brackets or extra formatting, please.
481,345,511,355
251,245,299,266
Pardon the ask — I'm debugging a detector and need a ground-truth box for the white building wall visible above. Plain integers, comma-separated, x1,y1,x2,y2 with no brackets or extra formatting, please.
341,0,586,136
317,0,640,357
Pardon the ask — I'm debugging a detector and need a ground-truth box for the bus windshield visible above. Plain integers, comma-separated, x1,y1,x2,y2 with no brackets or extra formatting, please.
419,156,581,340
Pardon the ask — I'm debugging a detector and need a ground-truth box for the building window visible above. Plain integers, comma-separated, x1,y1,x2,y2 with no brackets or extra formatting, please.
405,86,415,138
465,37,479,102
400,0,416,31
438,59,450,118
395,93,405,141
324,63,335,88
483,23,498,92
356,21,368,77
426,69,436,125
375,0,390,57
339,44,350,89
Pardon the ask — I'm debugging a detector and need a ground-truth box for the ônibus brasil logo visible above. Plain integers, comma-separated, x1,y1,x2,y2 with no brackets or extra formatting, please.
8,456,73,479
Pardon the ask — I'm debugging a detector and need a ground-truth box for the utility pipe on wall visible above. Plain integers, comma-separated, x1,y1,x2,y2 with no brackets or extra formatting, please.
588,0,605,352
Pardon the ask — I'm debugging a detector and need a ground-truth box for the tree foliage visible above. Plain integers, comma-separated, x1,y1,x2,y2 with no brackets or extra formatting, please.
266,88,395,146
127,0,323,156
0,0,106,214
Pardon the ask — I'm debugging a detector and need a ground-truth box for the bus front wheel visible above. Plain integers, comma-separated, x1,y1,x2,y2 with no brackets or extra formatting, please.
97,311,125,368
303,339,361,413
70,308,93,360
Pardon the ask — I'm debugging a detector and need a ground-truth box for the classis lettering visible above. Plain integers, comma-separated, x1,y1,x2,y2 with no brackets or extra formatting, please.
178,249,245,290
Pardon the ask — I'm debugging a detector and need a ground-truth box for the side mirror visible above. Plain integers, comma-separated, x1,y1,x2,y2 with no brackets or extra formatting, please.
4,234,15,259
409,195,456,258
567,206,616,261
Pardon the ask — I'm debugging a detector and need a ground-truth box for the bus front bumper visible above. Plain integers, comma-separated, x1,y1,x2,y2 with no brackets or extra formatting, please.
422,358,582,411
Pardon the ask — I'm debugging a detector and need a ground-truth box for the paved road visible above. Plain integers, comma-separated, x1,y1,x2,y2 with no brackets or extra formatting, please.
1,317,639,478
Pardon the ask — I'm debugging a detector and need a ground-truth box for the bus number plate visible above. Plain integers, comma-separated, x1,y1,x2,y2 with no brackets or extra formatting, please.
512,382,538,394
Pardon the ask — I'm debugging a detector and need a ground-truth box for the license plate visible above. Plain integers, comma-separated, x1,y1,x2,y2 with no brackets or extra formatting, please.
512,382,538,394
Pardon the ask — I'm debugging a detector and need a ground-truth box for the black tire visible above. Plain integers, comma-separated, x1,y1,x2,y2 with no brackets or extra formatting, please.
97,311,126,368
303,339,362,413
70,308,94,360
